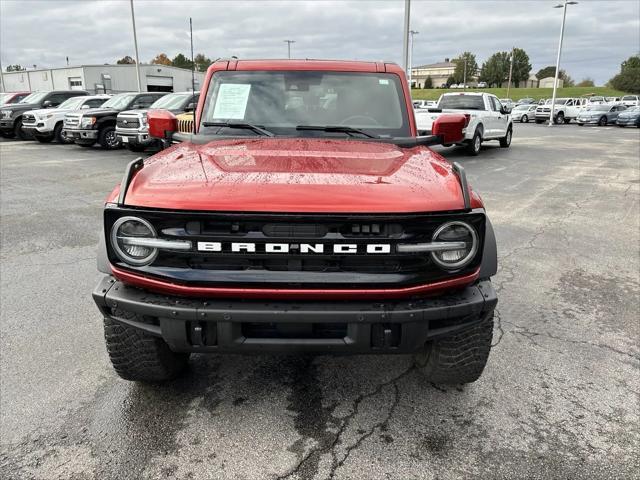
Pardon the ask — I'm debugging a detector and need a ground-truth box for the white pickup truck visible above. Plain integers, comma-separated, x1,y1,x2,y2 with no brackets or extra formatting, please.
414,92,513,155
534,97,587,124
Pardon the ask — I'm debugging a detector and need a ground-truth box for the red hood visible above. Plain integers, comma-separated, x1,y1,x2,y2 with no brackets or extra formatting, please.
115,138,482,213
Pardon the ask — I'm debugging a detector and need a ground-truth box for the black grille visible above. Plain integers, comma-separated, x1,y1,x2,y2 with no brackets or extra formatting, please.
117,118,139,128
105,208,485,290
23,114,36,124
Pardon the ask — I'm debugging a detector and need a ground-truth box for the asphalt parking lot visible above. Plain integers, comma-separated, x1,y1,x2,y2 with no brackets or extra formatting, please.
1,123,639,480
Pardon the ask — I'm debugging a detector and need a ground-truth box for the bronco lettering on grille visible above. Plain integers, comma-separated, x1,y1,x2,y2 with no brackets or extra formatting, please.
196,242,392,254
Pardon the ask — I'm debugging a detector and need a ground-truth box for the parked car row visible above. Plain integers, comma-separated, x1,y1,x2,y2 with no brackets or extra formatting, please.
0,89,199,151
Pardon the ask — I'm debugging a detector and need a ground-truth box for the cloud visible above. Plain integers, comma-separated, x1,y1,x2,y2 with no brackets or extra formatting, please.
1,0,638,84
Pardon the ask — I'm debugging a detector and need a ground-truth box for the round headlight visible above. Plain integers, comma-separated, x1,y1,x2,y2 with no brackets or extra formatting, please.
110,216,158,266
431,221,478,270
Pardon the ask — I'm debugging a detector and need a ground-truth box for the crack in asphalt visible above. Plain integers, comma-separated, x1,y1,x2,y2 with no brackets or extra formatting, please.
503,319,640,361
491,308,504,347
276,366,414,480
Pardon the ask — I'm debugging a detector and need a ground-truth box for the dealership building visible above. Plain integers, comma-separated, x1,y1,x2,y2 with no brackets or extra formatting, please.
0,63,205,94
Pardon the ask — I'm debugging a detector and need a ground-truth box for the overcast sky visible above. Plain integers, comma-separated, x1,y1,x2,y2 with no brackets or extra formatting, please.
1,0,638,85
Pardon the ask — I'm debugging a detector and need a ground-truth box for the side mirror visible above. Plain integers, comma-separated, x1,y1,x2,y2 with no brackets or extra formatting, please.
148,109,177,140
432,114,467,144
500,106,509,115
184,102,196,112
42,100,55,108
81,104,91,109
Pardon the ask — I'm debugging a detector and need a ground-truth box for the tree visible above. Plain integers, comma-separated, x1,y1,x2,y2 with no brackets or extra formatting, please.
452,52,478,85
536,65,556,80
171,53,194,70
608,55,640,93
194,53,212,72
510,48,531,87
151,53,172,66
116,55,136,64
446,75,456,87
423,75,433,89
479,51,510,87
6,64,25,72
577,78,595,87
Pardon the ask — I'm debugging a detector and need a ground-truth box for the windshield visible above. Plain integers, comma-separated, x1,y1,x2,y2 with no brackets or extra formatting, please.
151,93,193,110
513,105,530,111
101,93,137,109
546,98,568,105
57,96,88,110
622,96,637,101
19,92,48,104
585,105,609,111
589,96,604,102
439,95,485,110
200,71,410,137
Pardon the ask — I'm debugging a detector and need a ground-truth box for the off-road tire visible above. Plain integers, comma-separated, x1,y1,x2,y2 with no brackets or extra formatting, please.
499,126,512,148
104,310,190,382
414,313,494,384
14,118,27,140
98,126,120,149
467,128,482,156
35,134,53,143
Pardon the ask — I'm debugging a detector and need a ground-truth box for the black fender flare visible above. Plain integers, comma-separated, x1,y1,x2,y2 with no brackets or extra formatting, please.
97,229,112,274
479,217,497,279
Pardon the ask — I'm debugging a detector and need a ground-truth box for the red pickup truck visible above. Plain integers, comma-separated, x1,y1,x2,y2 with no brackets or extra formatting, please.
92,59,498,384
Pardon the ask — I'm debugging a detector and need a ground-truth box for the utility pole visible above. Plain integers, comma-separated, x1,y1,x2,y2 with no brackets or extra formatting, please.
506,47,514,98
284,40,295,59
402,0,411,80
408,30,419,88
129,0,142,92
549,1,578,126
0,57,5,93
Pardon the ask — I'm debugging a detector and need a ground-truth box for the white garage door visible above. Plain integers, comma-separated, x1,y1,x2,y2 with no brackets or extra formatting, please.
146,75,173,87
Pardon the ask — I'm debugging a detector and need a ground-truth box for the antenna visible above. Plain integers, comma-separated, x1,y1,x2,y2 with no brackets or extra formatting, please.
190,17,196,135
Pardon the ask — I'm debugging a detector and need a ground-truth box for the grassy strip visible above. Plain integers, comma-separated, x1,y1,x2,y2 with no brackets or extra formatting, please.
410,86,629,101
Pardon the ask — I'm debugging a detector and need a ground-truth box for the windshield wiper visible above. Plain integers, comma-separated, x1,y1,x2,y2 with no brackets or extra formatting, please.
296,125,378,138
202,121,274,137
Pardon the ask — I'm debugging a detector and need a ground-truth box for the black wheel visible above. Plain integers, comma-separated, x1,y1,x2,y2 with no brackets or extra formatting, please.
35,135,53,143
521,114,528,123
126,143,147,153
54,123,70,143
99,126,121,149
598,116,607,126
553,111,564,124
104,311,190,382
499,126,512,148
414,313,494,384
13,118,27,140
467,128,482,156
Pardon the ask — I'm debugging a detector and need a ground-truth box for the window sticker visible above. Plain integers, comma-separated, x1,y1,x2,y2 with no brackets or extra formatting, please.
379,79,389,85
213,83,251,119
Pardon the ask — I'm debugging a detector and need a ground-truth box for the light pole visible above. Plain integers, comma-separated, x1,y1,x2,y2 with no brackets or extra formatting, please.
462,57,467,89
549,0,578,126
408,29,419,88
506,47,514,99
129,0,142,92
402,0,411,80
284,40,295,59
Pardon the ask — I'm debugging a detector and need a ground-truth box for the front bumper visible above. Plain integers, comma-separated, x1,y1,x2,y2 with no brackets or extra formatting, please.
22,122,52,134
63,128,98,140
93,276,497,354
0,119,16,131
116,127,153,146
617,118,639,126
576,118,599,124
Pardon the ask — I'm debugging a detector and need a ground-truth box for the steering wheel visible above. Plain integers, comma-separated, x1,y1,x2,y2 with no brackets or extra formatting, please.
340,115,380,126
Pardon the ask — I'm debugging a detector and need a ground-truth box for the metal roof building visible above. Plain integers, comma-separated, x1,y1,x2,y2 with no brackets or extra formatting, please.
0,64,205,94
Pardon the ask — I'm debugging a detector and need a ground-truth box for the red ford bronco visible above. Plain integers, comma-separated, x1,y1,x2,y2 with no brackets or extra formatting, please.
92,59,498,384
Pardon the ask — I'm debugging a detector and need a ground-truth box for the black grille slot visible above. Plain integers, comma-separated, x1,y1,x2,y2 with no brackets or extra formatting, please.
242,322,347,339
116,118,140,128
23,114,36,123
263,223,328,237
